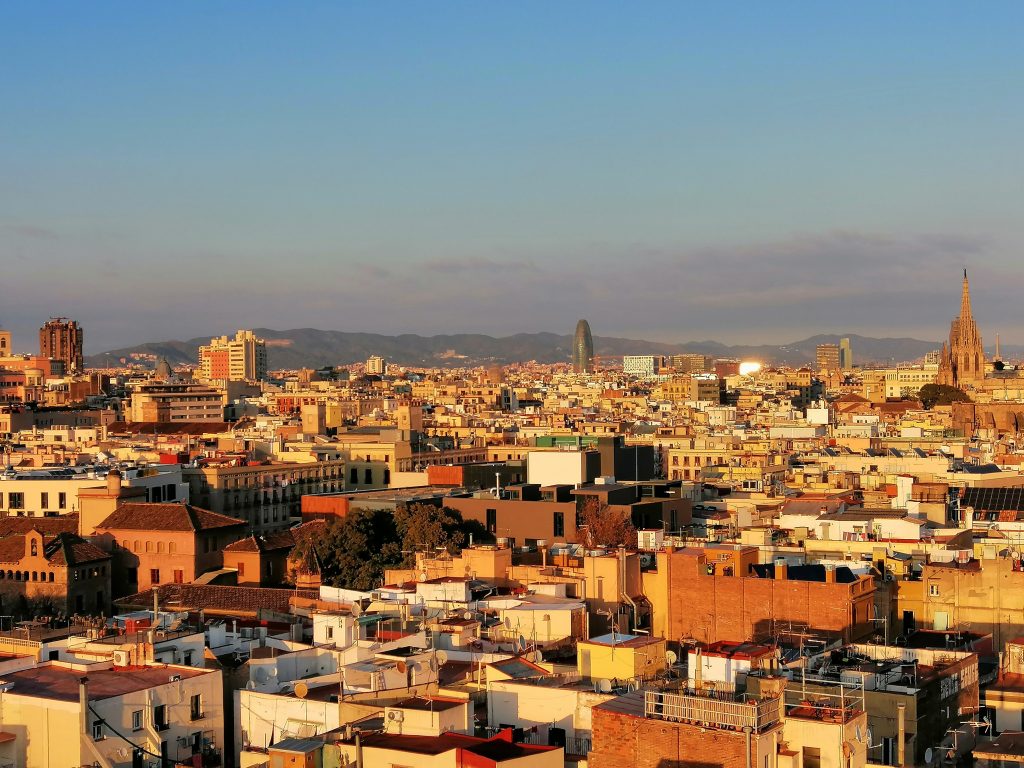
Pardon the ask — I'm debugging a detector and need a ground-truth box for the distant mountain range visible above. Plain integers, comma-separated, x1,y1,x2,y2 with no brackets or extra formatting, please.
85,329,1024,370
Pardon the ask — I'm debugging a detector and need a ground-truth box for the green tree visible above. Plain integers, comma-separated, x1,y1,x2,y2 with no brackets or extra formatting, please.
304,508,404,590
919,383,971,409
394,503,489,567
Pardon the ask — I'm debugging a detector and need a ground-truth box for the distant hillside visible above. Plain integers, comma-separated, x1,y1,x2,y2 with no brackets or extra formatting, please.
86,329,977,370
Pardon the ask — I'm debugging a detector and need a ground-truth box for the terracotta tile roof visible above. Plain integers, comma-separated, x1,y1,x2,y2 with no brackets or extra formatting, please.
223,529,295,553
95,503,245,532
0,532,109,566
115,583,318,616
0,515,78,538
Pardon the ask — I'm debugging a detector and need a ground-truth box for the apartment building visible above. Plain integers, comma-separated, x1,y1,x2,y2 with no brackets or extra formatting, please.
184,455,347,532
0,660,224,767
0,528,111,615
198,329,268,382
127,380,227,423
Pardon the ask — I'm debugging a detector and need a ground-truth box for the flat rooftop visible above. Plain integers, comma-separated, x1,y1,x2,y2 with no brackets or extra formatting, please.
0,663,210,701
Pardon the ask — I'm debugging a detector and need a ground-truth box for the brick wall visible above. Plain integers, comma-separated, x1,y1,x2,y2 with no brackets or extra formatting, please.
661,551,875,645
589,706,774,768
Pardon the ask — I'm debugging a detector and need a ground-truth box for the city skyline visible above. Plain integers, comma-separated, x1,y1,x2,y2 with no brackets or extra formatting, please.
3,3,1024,350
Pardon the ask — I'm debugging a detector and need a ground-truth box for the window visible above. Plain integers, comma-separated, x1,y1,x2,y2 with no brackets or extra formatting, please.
154,704,169,731
132,710,143,732
364,468,372,484
326,626,334,640
8,492,23,510
30,539,38,557
190,694,203,720
486,508,497,534
553,512,565,538
173,570,184,584
92,720,104,740
169,542,176,554
929,584,940,597
350,468,358,484
803,747,821,768
183,650,193,666
41,492,49,509
150,569,161,585
237,562,245,578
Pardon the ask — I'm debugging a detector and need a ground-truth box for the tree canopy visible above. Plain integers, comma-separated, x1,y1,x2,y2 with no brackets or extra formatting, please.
578,498,637,550
293,503,488,590
919,383,971,409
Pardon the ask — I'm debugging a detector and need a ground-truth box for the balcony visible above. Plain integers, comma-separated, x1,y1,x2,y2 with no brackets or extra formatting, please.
644,689,781,733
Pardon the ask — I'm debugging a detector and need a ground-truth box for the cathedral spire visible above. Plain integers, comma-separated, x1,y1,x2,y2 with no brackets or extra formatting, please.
960,269,973,322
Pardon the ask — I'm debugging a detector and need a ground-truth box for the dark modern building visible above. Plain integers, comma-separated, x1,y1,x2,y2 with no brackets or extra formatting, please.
39,317,84,373
572,319,594,373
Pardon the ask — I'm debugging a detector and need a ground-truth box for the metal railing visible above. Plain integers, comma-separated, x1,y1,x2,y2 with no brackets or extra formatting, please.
644,690,780,732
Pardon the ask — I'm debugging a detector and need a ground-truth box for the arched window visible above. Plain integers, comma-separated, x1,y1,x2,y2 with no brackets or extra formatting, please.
30,540,38,557
48,572,54,582
31,572,37,582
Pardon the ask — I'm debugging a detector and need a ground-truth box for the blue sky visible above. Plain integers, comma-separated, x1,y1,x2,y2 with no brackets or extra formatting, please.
2,2,1023,352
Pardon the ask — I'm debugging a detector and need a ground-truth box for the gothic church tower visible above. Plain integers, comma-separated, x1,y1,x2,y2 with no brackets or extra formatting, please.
937,270,985,389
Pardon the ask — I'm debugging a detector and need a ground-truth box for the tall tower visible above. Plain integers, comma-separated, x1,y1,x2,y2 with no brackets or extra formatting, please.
839,337,853,371
572,319,594,374
937,270,985,389
39,317,84,373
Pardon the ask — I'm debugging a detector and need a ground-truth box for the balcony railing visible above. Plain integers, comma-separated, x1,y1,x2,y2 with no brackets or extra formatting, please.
644,690,781,733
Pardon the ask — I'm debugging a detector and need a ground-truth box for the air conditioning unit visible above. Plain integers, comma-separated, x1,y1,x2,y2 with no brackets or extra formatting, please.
112,650,130,667
169,674,181,682
386,710,404,723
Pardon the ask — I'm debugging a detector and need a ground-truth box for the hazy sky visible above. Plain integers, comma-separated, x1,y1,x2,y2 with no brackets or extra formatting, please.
2,2,1023,352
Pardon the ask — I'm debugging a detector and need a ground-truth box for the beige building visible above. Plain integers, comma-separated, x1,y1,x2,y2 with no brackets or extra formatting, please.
199,329,268,382
128,381,227,423
0,660,225,768
184,456,347,531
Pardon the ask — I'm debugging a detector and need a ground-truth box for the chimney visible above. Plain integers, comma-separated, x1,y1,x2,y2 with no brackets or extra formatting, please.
106,468,123,496
79,677,90,735
774,560,787,581
896,702,906,768
824,564,836,584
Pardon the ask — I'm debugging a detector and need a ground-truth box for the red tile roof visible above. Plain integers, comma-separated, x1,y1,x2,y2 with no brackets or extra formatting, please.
95,503,245,532
0,532,108,566
223,529,295,553
0,515,79,538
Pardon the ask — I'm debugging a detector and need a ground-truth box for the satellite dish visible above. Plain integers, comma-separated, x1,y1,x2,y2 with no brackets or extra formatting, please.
294,682,309,699
598,679,613,693
530,651,543,663
436,651,449,666
665,651,678,665
418,572,428,582
396,661,407,674
245,680,257,690
463,611,473,621
351,603,362,618
925,748,934,765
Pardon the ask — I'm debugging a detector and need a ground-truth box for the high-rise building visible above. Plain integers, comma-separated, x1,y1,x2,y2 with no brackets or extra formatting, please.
572,319,594,373
839,337,853,371
39,317,84,372
670,353,713,373
938,270,985,390
198,329,268,382
365,355,386,375
816,343,841,372
623,355,666,378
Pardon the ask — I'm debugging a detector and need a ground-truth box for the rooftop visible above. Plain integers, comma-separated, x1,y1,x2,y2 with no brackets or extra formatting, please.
0,662,210,701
